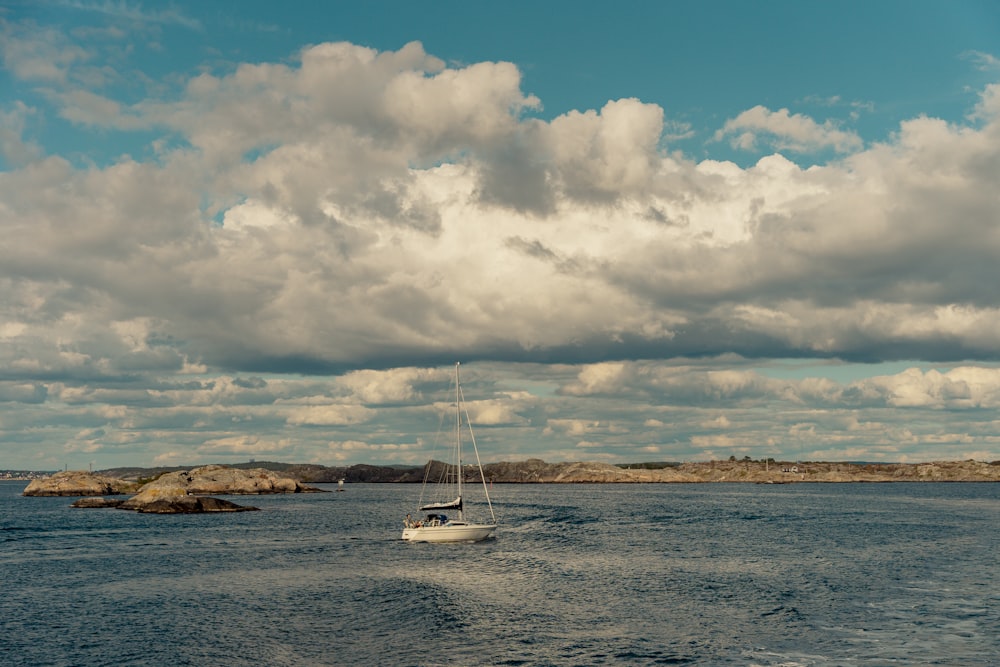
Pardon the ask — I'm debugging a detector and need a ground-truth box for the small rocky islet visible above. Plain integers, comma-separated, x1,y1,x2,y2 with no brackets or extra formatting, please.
23,465,323,513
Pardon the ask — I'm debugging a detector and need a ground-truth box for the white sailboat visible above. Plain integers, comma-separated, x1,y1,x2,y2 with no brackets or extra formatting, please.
401,362,497,543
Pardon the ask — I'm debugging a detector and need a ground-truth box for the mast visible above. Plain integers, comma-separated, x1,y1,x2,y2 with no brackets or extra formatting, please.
455,361,463,520
456,362,496,525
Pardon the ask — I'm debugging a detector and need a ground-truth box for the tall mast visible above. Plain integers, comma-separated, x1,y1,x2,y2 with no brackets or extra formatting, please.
455,362,463,519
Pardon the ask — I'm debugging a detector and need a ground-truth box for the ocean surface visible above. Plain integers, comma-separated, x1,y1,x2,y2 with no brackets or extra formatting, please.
1,480,998,666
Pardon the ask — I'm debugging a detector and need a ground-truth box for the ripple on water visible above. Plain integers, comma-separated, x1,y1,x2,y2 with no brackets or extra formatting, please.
2,481,998,666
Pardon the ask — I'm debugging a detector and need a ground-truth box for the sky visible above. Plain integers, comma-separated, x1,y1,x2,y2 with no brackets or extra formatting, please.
3,1,1000,470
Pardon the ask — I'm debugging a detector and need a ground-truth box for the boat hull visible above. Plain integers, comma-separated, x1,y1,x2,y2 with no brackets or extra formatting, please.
401,523,496,543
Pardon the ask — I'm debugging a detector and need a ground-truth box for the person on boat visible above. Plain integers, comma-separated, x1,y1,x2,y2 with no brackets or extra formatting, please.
404,514,412,528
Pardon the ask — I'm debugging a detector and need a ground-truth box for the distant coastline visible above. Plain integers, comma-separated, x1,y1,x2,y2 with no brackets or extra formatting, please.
12,458,998,484
0,470,52,481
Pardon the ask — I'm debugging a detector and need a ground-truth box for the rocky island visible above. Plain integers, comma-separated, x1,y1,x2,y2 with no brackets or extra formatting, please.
22,470,139,497
25,465,323,513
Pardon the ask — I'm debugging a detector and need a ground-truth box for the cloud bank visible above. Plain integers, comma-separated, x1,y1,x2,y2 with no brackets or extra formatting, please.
2,26,1000,467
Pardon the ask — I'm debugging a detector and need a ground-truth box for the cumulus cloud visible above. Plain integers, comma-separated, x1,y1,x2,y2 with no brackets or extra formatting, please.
199,435,293,454
973,83,1000,121
716,105,863,153
856,366,1000,408
4,38,996,375
3,23,1000,467
285,404,375,426
543,98,664,200
0,102,43,166
546,419,605,436
336,367,443,405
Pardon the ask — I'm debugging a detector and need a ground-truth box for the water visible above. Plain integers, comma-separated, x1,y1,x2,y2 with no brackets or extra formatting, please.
1,481,998,666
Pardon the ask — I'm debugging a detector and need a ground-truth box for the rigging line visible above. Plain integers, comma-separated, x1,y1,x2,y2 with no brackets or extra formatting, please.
459,374,497,524
417,392,450,506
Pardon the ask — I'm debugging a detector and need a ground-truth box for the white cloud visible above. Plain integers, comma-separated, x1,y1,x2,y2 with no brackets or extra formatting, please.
716,105,863,153
544,98,664,199
285,404,375,426
973,83,1000,120
963,50,1000,72
0,102,43,166
690,434,742,450
701,415,731,429
856,367,1000,409
547,419,604,436
4,28,1000,467
337,367,442,405
58,89,146,130
4,41,989,383
575,440,604,449
1,22,90,84
561,363,629,396
58,0,203,30
384,59,540,148
466,401,526,426
199,435,293,454
222,199,298,231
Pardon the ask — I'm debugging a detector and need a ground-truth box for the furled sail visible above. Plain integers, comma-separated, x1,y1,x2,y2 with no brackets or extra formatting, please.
419,496,463,512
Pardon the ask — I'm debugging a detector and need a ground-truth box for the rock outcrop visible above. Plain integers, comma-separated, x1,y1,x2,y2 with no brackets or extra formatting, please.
113,465,323,513
27,465,323,512
118,487,257,513
23,471,140,497
70,497,125,508
155,465,323,494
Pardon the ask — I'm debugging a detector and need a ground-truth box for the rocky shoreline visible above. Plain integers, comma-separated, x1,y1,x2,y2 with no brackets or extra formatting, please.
25,459,1000,498
295,457,1000,484
23,465,323,513
496,458,1000,484
20,459,997,516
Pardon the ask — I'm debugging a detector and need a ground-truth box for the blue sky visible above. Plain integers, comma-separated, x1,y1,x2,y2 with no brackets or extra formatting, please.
3,1,1000,470
9,1,1000,167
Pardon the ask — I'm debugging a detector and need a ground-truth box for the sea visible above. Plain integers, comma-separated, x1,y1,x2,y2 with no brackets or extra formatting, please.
1,480,997,667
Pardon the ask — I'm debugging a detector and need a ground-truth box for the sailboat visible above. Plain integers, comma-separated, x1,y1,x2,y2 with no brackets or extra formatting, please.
401,362,497,543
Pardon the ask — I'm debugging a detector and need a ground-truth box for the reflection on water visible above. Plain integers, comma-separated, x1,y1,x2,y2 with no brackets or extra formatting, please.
2,481,998,666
